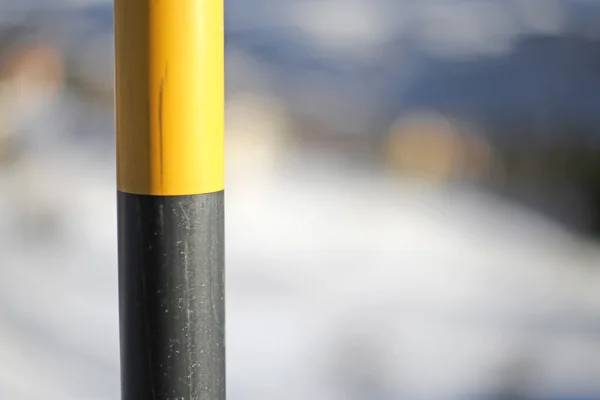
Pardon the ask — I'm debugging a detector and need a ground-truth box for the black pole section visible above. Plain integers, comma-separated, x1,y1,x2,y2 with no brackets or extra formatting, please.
114,1,225,399
118,192,225,399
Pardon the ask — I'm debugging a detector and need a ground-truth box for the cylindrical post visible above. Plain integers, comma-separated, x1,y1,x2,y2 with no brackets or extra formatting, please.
114,1,225,399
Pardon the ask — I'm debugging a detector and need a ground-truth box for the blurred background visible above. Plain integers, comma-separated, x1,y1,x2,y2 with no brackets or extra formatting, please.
2,0,600,399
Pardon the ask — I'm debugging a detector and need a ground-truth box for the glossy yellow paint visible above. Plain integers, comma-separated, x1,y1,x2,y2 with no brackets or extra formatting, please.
115,0,224,195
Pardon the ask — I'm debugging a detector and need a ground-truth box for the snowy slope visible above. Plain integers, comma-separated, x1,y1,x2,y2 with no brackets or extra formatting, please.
3,135,600,399
2,86,600,398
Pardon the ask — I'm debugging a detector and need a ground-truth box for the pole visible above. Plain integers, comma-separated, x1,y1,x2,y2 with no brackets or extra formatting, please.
114,1,225,399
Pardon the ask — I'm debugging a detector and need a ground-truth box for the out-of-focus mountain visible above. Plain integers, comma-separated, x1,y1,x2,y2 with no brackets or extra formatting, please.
222,0,600,141
3,0,600,142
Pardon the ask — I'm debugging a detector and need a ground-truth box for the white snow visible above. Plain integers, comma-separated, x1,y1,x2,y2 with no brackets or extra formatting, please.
1,98,600,398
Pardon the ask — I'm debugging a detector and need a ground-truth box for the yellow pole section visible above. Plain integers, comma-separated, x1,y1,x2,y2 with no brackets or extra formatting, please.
115,0,224,196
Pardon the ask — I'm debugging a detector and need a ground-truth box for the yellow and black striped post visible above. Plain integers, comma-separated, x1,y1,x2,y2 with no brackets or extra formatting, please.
114,1,225,399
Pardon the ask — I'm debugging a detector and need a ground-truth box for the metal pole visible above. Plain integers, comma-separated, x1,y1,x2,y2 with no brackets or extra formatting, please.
114,1,225,399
